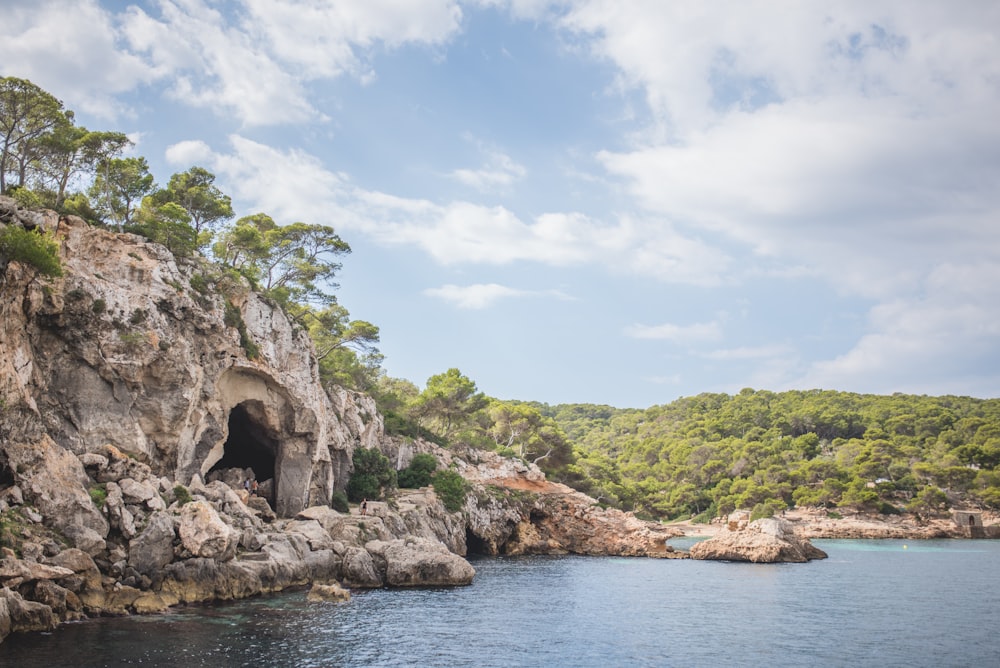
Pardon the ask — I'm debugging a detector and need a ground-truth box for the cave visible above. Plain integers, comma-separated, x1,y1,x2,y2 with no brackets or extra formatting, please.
0,458,14,491
465,528,492,556
208,402,278,501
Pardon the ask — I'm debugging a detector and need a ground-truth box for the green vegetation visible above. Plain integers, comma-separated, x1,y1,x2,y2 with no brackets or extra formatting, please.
536,390,1000,520
173,484,192,506
398,453,438,488
330,489,350,513
0,224,63,278
346,447,397,502
88,483,108,508
2,76,378,390
432,469,468,512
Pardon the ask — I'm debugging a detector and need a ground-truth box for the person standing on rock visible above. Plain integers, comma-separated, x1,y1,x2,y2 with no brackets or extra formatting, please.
361,498,368,516
251,479,259,497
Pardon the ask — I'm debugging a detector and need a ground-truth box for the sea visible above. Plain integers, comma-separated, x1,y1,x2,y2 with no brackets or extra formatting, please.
1,539,998,667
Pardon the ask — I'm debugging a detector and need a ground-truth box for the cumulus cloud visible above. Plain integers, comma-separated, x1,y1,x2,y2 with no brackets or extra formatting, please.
792,262,1000,395
423,283,572,309
189,135,729,286
165,139,214,166
0,0,157,119
242,0,464,79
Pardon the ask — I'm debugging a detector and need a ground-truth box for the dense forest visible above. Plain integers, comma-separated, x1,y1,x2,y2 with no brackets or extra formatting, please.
4,77,999,522
538,391,1000,520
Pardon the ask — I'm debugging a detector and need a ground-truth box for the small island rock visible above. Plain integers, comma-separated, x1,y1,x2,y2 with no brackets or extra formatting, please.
689,517,828,563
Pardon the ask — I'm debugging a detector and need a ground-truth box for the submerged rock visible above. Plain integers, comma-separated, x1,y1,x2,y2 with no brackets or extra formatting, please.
689,517,828,563
307,582,351,603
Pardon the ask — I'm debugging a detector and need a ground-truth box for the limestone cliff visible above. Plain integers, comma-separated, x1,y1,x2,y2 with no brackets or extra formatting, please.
1,197,379,519
0,200,675,643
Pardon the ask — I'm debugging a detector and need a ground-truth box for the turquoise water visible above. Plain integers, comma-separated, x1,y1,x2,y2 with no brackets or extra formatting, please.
2,539,998,667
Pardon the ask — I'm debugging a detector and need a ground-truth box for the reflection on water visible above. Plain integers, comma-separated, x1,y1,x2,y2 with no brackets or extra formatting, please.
2,541,999,667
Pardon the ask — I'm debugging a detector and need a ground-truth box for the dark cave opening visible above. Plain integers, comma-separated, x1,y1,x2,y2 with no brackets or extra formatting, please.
0,459,14,490
208,403,277,496
466,528,491,556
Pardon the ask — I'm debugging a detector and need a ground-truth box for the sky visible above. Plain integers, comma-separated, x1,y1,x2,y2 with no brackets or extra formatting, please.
4,1,1000,408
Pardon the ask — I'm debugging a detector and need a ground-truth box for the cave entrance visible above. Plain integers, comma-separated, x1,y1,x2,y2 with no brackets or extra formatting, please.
465,528,493,556
208,402,278,502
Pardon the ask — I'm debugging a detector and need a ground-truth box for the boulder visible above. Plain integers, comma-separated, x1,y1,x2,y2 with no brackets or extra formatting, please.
128,511,177,577
689,517,828,563
340,546,382,588
307,582,351,603
366,538,475,587
0,587,57,634
178,501,237,561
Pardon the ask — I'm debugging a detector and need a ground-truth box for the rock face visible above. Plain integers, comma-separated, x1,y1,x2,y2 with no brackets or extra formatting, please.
0,201,380,518
689,517,828,563
0,200,693,644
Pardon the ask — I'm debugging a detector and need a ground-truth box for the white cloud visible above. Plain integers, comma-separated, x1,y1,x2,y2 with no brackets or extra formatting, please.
165,140,214,166
120,2,318,126
624,321,723,344
0,0,157,120
243,0,464,78
793,262,1000,395
451,150,527,191
191,135,730,286
423,283,572,309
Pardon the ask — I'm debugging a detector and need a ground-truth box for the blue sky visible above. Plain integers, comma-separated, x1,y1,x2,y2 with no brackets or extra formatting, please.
4,1,1000,407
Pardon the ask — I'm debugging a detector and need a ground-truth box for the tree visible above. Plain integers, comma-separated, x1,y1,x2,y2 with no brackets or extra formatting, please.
130,200,198,256
148,167,233,241
89,157,155,230
0,77,67,194
413,368,488,439
398,453,438,488
487,400,575,472
35,126,130,207
346,447,397,502
212,214,350,306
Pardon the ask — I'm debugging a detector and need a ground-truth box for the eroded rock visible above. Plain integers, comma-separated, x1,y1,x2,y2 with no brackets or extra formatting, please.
689,517,828,563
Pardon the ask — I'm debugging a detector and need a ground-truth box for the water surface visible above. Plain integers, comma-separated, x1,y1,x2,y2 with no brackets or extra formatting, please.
2,539,998,667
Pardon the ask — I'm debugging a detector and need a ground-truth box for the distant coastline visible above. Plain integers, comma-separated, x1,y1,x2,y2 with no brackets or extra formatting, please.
669,507,1000,540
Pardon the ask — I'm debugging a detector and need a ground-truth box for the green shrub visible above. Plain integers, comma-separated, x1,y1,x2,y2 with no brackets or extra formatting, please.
750,500,785,521
129,308,147,325
92,298,106,314
398,453,438,488
224,300,260,360
330,489,350,513
66,288,88,301
119,331,145,348
346,447,397,502
432,469,467,512
173,484,192,506
89,484,108,508
0,224,63,277
189,272,210,294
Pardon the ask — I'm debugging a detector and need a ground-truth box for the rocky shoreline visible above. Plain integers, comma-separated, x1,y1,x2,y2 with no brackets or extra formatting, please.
669,507,1000,540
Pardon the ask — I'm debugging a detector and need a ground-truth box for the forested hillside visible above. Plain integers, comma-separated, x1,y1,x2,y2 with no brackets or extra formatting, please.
540,390,1000,521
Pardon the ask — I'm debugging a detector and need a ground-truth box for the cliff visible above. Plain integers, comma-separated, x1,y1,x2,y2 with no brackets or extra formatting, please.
0,200,673,642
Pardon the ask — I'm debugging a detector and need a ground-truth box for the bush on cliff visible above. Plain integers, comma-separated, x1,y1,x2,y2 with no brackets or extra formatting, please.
347,447,397,502
331,489,350,513
432,469,467,512
398,453,438,488
0,224,63,278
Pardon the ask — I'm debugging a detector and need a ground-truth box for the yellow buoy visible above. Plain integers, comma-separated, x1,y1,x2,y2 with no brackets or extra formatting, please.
903,544,908,549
